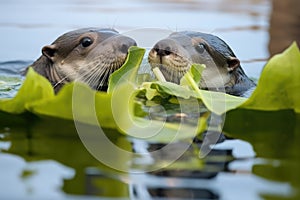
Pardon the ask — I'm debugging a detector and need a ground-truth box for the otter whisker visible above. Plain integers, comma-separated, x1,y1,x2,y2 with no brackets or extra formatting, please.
97,68,111,90
95,60,124,90
80,59,113,89
53,76,69,88
92,66,109,89
50,52,126,91
76,58,104,80
79,63,105,87
53,70,79,89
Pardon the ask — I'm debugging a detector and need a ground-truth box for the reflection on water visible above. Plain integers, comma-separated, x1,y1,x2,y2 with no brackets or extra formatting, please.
224,109,300,199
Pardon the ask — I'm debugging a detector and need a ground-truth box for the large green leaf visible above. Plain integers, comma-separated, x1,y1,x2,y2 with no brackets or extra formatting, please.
223,43,300,199
107,46,145,93
241,42,300,112
27,82,117,128
224,42,300,158
224,42,300,138
141,64,246,115
0,68,54,114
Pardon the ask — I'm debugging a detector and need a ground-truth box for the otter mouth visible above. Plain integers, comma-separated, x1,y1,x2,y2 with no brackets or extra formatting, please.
148,47,191,84
151,63,189,84
149,55,190,84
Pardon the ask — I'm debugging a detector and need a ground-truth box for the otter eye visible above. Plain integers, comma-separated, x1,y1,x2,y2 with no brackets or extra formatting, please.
81,37,93,47
195,43,205,54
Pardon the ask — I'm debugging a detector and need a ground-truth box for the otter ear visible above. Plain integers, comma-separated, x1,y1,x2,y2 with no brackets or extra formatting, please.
42,45,57,61
227,57,240,72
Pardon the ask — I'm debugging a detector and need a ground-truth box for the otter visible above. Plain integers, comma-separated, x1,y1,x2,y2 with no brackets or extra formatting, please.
27,28,137,92
148,31,256,96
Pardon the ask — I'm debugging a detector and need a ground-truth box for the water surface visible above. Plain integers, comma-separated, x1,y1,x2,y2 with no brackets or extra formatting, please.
0,0,271,78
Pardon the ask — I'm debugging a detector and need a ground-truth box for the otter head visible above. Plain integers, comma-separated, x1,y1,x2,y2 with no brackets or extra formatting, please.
148,31,241,91
33,28,137,91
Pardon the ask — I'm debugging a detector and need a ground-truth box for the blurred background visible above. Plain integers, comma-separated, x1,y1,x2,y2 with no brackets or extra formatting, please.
1,0,299,79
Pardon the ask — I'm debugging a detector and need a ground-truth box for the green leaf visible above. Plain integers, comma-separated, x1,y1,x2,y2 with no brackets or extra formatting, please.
108,46,145,93
142,64,246,115
241,42,300,113
27,82,117,128
0,68,54,114
224,42,300,157
145,81,198,100
180,64,205,86
110,69,206,143
198,90,246,115
222,43,300,198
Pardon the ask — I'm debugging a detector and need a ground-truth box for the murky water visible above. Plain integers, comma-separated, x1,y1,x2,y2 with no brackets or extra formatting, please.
1,0,300,199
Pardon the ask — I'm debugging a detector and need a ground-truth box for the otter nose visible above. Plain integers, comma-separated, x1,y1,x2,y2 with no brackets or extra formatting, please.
153,42,173,57
119,37,137,54
154,47,172,57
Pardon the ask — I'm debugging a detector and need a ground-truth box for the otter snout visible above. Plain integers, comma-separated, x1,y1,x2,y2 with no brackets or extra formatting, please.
152,40,175,57
148,38,191,84
114,35,137,54
99,34,137,57
150,39,183,58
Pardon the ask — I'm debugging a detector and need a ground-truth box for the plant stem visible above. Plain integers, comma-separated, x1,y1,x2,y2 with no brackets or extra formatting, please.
185,71,202,96
152,67,167,82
